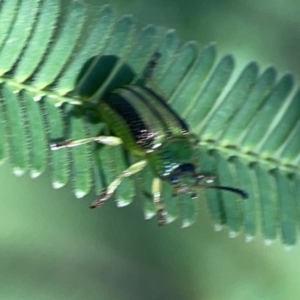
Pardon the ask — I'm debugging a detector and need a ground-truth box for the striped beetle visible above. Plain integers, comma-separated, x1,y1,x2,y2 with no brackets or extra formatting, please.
51,53,247,225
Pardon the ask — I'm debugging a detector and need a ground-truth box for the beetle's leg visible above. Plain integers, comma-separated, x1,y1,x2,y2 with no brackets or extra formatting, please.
143,52,161,81
197,174,216,184
90,160,147,208
50,136,122,150
136,52,161,87
152,177,166,226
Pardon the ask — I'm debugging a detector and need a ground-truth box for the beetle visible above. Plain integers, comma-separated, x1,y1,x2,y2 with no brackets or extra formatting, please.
51,53,248,225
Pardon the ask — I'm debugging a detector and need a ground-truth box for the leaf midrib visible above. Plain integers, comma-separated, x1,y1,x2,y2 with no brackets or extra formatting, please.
0,77,81,106
201,141,299,175
2,76,299,175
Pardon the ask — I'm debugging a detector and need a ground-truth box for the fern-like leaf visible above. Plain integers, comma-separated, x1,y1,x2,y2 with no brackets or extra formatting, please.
0,0,299,246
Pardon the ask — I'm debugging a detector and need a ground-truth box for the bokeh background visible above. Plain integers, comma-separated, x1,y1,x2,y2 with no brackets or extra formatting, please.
1,0,300,299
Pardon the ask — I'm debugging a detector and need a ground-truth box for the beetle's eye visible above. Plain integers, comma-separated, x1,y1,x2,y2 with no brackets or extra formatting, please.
179,163,194,173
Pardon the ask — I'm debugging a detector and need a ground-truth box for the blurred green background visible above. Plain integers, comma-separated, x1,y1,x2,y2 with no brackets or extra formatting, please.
1,0,300,299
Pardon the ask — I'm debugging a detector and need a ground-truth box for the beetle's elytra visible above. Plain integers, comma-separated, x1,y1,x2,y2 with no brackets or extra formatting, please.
51,53,247,226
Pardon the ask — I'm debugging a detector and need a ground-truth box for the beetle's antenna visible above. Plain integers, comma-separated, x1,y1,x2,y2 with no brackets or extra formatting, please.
197,184,248,199
143,52,161,80
136,52,161,86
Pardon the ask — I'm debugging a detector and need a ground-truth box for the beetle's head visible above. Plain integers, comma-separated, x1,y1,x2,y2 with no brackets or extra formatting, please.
169,163,198,197
169,163,248,199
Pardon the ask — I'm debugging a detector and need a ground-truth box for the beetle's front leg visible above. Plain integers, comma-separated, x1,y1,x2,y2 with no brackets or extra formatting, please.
152,177,166,226
50,135,122,150
90,160,147,208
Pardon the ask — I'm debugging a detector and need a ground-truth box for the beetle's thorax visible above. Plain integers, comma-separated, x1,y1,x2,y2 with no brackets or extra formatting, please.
147,135,198,179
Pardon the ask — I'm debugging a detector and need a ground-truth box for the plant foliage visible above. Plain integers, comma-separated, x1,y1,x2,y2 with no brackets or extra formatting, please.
0,0,299,246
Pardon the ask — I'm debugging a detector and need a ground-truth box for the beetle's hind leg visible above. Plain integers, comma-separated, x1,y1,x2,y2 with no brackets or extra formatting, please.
90,160,147,208
152,178,166,226
50,135,122,150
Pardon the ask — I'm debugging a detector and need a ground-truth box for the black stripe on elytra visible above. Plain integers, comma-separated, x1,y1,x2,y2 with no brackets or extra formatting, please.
103,92,153,148
124,86,170,136
142,86,189,132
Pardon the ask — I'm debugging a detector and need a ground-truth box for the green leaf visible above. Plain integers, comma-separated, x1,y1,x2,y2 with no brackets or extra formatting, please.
140,165,157,220
232,157,257,240
162,181,180,224
220,67,277,146
127,24,160,75
111,146,134,207
240,74,294,152
55,5,115,95
13,0,60,82
160,41,198,97
0,0,19,49
280,120,300,164
43,98,69,189
185,55,234,129
0,1,300,244
200,62,259,140
0,90,7,163
21,91,47,178
213,150,242,235
0,0,40,75
78,15,136,101
153,30,180,82
67,106,92,198
33,0,87,89
179,193,198,228
198,147,226,228
170,43,216,113
253,163,278,244
1,84,28,175
259,89,300,158
273,169,297,246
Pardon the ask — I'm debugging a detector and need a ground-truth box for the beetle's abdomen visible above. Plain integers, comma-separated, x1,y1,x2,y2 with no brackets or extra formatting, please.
102,92,154,149
98,85,189,156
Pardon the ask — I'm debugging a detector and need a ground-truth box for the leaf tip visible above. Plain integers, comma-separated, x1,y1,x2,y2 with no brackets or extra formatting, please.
166,214,177,224
30,170,42,179
229,231,239,238
264,239,273,246
116,198,130,207
214,223,223,231
144,211,155,220
52,181,64,189
181,219,193,228
284,245,294,252
75,189,87,198
13,167,25,177
245,235,254,243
